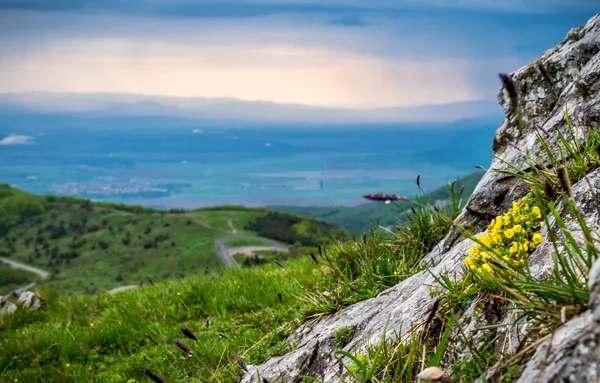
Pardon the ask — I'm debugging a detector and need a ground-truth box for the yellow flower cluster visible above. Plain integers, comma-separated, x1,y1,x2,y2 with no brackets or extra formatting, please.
465,194,544,276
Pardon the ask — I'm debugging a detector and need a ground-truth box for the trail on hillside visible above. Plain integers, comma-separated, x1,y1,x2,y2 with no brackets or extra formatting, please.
215,219,288,267
108,285,139,294
227,218,238,234
0,257,49,296
0,258,49,279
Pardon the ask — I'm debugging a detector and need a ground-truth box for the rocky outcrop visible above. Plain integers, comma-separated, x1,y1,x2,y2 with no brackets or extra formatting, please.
0,290,43,316
17,291,42,311
241,13,600,383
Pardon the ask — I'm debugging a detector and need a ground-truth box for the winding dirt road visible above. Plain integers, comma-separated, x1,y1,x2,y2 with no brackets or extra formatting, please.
215,219,288,267
0,257,49,295
0,257,49,279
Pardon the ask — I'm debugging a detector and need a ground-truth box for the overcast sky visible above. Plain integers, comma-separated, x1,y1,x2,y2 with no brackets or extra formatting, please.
0,1,596,108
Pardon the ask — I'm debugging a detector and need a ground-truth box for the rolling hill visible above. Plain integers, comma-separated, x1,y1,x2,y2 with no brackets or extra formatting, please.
0,185,351,294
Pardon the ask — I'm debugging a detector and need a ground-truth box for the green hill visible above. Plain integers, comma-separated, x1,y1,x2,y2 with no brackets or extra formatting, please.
272,170,485,234
0,185,351,294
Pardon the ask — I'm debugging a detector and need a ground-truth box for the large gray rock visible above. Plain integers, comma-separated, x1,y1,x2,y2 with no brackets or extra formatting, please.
241,13,600,383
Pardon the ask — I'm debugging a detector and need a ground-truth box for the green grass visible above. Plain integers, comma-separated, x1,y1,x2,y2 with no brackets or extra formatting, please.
0,256,321,383
0,265,40,295
0,189,350,294
273,171,484,234
301,180,464,320
0,184,47,236
223,237,274,247
232,253,246,264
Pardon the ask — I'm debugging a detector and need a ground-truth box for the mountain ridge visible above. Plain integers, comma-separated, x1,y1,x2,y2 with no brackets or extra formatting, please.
0,91,503,123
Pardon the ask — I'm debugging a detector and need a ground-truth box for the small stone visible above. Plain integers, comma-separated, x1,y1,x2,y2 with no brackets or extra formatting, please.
302,327,312,335
18,291,42,311
417,367,444,380
0,301,17,316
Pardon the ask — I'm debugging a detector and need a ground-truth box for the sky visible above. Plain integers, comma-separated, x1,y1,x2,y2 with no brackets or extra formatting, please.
0,1,597,109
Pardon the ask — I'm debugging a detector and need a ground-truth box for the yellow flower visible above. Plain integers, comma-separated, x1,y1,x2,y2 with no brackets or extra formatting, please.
532,233,543,244
66,363,70,367
504,228,515,239
482,264,494,274
393,271,400,277
494,219,503,231
503,216,511,225
532,206,542,219
176,292,182,296
89,322,94,328
465,257,477,270
509,242,518,254
88,366,93,371
513,224,522,233
479,235,492,247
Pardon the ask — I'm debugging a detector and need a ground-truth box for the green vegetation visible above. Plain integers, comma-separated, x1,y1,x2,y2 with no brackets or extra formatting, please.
245,211,352,246
301,179,464,319
223,237,275,247
273,170,484,234
0,257,320,382
0,190,349,294
0,265,40,295
334,325,356,348
0,184,46,236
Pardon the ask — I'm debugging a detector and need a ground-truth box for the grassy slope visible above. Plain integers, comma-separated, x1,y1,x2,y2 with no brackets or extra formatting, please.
272,171,485,234
0,187,350,294
1,257,319,383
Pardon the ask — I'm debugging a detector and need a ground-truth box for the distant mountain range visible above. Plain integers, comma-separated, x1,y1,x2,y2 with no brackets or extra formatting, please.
0,92,503,124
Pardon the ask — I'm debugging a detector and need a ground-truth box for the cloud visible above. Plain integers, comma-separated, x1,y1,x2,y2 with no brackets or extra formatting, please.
0,5,595,108
0,134,35,145
0,36,487,108
0,0,596,16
